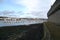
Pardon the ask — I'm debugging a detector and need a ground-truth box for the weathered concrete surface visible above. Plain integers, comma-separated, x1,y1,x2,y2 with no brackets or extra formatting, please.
48,10,60,24
48,0,60,25
42,23,52,40
47,0,60,40
44,22,60,40
47,0,60,16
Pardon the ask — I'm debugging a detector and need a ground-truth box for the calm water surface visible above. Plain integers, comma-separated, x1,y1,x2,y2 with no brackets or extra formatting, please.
0,20,44,27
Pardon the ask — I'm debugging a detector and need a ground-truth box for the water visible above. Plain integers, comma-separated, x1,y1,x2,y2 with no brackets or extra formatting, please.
0,19,44,27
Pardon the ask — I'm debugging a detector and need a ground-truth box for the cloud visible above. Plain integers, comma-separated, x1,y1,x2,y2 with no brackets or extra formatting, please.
12,0,56,13
12,0,41,13
0,0,56,18
51,0,56,5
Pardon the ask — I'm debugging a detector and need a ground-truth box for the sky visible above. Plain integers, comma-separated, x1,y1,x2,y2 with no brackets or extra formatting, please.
0,0,56,18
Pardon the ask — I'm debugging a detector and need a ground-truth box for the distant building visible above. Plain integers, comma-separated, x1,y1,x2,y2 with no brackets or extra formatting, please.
47,0,60,24
0,16,47,26
0,16,47,22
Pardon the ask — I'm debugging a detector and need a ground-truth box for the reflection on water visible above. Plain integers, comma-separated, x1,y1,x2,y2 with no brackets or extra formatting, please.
0,19,44,27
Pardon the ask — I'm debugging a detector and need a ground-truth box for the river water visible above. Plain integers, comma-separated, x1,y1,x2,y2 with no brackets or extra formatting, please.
0,19,44,27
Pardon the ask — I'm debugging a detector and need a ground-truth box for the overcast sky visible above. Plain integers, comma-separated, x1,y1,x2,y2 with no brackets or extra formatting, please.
0,0,56,18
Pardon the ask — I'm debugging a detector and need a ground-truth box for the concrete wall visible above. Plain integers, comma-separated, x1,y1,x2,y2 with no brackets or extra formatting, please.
48,10,60,24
